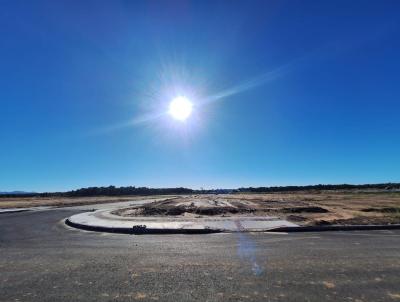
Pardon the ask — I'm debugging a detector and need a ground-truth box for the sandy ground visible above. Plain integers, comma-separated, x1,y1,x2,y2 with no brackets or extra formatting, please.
0,195,173,209
3,191,400,225
115,191,400,226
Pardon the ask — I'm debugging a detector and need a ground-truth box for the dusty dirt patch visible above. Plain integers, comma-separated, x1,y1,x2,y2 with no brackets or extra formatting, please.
361,207,400,213
113,197,257,217
281,206,329,213
0,195,173,209
114,191,400,226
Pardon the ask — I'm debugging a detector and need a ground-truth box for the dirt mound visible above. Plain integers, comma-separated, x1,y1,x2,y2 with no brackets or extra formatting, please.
127,205,254,216
114,198,256,217
286,215,308,222
111,193,400,226
282,206,329,213
361,207,400,213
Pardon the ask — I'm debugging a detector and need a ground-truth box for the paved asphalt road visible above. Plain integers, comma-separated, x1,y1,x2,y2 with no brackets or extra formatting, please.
1,209,400,302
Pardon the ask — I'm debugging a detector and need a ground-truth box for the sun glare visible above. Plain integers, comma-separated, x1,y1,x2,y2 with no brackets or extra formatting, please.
168,96,193,121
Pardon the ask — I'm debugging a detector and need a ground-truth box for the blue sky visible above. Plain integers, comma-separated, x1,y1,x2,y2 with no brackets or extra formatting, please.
1,0,400,192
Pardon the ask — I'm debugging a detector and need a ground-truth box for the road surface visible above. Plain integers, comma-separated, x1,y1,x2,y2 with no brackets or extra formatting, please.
1,209,400,301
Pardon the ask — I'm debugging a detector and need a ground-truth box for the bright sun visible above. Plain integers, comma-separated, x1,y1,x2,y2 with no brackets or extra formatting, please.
168,96,193,121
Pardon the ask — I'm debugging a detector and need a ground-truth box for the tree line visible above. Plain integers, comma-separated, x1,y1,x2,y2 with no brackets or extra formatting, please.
237,183,400,193
1,183,399,198
0,186,193,198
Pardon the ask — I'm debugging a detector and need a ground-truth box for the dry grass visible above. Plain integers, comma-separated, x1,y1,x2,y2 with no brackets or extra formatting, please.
3,190,400,225
224,191,400,225
116,191,400,226
0,195,172,209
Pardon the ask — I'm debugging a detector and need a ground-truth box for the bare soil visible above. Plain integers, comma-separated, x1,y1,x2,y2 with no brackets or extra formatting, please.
114,191,400,226
0,195,172,209
3,190,400,226
113,197,257,217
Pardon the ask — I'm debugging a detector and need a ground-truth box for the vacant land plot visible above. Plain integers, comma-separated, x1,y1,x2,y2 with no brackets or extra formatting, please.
0,195,172,209
3,191,400,225
115,191,400,226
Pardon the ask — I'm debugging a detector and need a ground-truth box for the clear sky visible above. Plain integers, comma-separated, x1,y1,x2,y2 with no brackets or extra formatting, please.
1,0,400,192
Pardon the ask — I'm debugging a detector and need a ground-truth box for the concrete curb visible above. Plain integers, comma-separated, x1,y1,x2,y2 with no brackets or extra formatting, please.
65,208,400,235
270,224,400,232
0,209,30,214
0,206,52,214
65,209,298,234
65,217,400,234
65,218,221,235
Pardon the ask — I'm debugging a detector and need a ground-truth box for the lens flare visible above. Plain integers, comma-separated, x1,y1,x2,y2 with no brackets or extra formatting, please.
168,96,193,121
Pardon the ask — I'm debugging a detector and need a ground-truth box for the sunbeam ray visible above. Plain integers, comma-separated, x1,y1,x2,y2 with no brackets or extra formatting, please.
87,112,165,136
200,58,302,105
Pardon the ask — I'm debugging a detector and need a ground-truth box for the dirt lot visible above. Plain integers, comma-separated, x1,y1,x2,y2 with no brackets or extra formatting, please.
3,191,400,226
114,191,400,226
0,195,172,209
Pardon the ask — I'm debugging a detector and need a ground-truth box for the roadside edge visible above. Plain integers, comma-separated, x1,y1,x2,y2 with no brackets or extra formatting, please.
64,218,221,235
270,224,400,232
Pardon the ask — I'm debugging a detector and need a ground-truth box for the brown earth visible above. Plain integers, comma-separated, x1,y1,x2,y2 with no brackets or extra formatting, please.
0,195,173,209
3,190,400,226
114,191,400,226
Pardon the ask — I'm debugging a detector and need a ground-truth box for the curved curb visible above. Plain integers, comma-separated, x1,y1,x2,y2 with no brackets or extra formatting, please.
65,218,221,235
64,208,298,234
65,217,400,234
0,209,30,214
270,224,400,232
